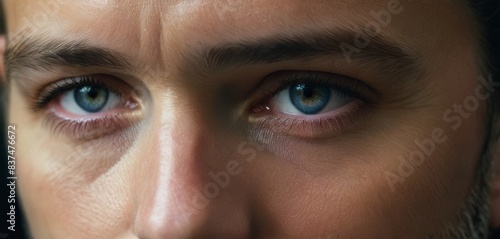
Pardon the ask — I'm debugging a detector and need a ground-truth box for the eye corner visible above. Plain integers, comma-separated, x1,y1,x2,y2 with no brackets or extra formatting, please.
29,74,143,139
246,70,374,138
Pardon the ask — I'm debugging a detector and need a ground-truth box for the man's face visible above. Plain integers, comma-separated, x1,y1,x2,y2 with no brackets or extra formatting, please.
4,0,494,238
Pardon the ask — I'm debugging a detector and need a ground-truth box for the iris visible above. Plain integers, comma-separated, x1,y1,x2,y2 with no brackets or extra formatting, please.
74,86,109,113
289,83,331,115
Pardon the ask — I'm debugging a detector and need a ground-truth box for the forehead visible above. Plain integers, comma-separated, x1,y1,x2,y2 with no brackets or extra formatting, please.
3,0,475,70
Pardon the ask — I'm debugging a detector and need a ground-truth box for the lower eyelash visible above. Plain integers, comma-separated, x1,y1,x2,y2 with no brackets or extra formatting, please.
248,100,370,140
44,111,138,140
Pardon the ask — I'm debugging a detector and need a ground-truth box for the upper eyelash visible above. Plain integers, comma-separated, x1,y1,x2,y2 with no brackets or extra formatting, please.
32,75,122,111
257,71,375,108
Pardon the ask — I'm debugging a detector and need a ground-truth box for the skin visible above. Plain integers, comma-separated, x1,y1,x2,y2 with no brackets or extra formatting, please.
1,0,500,238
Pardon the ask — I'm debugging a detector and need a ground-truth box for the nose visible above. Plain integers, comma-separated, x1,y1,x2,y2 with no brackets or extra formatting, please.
133,105,250,238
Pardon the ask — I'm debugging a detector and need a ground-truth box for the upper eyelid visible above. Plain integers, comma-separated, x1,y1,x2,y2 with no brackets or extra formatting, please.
253,71,377,105
31,75,128,111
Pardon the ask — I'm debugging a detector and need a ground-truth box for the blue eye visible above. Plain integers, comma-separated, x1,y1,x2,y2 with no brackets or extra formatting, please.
60,85,121,115
270,83,356,116
74,86,109,113
289,84,331,115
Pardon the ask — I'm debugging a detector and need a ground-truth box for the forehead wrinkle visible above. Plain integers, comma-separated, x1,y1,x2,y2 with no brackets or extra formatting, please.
134,0,166,77
147,0,409,75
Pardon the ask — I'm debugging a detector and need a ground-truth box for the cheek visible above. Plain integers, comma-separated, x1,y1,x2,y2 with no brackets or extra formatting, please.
13,97,139,238
242,102,485,238
241,150,411,237
18,143,137,238
357,105,485,235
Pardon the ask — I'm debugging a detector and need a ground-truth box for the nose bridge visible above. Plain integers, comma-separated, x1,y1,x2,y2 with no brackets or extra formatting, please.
134,103,214,237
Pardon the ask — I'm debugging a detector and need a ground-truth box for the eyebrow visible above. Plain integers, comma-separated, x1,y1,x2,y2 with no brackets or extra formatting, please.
5,38,133,79
6,27,422,82
190,28,422,77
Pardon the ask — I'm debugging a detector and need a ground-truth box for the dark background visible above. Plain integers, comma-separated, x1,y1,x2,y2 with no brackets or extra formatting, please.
0,2,28,238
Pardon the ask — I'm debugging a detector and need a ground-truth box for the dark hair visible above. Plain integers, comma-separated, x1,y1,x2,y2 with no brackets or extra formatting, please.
467,2,500,238
469,0,500,76
468,0,500,129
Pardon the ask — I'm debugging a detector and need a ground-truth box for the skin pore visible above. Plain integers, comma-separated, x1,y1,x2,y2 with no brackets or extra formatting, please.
2,0,499,238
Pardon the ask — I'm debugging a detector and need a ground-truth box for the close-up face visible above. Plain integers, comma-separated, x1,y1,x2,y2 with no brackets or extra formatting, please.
2,0,500,238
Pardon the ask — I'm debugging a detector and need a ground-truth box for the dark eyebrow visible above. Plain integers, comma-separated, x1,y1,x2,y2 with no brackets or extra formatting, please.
190,28,422,77
5,28,421,82
5,38,133,78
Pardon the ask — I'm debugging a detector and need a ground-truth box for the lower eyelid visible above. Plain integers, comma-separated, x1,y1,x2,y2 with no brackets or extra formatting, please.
45,97,142,140
248,100,367,139
273,100,362,120
53,91,138,118
60,90,122,116
271,88,356,116
44,109,142,140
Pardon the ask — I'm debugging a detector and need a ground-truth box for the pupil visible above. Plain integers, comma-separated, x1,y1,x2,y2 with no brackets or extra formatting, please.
74,86,109,113
87,89,99,99
289,83,330,115
303,86,313,98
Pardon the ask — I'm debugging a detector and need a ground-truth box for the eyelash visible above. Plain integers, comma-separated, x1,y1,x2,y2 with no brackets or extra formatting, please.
249,71,376,138
257,71,372,104
44,112,135,140
31,72,372,139
32,75,139,139
31,75,122,111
